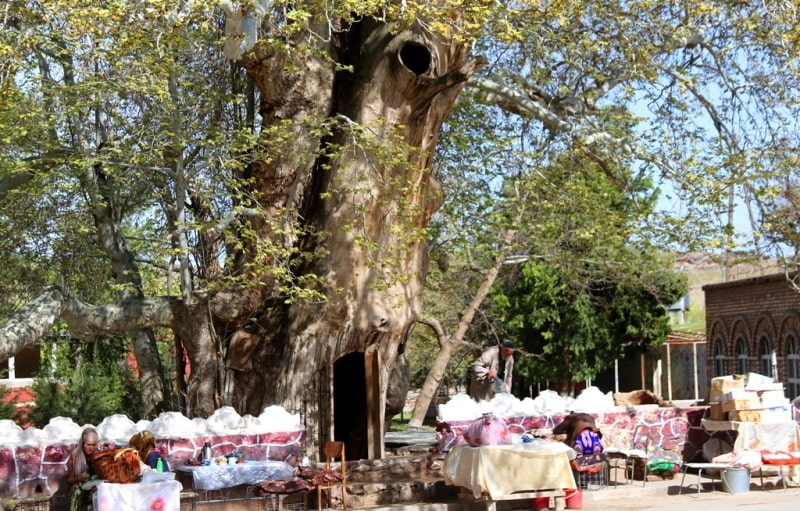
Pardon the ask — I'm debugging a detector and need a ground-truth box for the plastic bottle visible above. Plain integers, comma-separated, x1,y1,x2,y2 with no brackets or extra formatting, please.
156,457,164,473
202,441,213,462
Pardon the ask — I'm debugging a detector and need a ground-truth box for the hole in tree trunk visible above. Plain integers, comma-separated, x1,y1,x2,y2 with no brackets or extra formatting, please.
399,42,431,76
334,352,368,460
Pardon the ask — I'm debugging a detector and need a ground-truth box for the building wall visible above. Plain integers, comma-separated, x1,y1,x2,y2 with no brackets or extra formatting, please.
704,272,800,400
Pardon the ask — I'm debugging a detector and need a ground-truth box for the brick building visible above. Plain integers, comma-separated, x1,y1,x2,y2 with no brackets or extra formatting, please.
703,272,800,401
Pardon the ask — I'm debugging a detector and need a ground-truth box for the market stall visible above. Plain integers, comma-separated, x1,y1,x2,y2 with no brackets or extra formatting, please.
443,440,576,509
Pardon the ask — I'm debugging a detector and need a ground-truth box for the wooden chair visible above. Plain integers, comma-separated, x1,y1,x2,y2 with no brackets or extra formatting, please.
316,441,346,511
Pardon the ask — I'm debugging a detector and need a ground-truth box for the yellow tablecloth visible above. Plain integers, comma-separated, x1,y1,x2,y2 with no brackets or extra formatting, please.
93,480,181,511
443,442,577,499
701,420,800,452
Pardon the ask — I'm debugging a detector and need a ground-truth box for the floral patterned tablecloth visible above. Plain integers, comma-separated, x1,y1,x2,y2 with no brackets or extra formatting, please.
701,419,800,452
93,480,181,511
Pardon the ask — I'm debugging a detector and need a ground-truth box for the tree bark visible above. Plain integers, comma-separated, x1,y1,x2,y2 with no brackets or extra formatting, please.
229,17,483,455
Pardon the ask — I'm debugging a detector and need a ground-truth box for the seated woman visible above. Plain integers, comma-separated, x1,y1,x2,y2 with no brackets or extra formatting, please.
129,430,170,472
553,413,606,473
66,427,99,511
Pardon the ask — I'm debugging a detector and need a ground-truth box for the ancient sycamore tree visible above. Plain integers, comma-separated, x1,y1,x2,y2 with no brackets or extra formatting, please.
0,0,489,455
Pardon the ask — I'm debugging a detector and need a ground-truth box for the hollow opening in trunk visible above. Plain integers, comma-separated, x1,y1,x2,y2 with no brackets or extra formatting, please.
333,351,368,460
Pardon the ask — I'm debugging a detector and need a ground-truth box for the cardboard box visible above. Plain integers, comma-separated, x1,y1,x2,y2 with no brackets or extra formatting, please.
730,409,761,422
753,382,784,391
744,372,773,388
759,391,789,408
711,375,746,392
720,388,754,401
729,405,791,423
708,402,727,421
721,397,760,412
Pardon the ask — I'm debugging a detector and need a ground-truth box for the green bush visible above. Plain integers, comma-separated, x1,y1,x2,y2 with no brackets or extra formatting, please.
0,371,19,421
27,336,141,428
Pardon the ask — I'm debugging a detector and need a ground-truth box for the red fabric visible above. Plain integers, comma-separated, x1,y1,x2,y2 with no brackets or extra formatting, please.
297,466,343,485
257,478,312,494
761,451,800,466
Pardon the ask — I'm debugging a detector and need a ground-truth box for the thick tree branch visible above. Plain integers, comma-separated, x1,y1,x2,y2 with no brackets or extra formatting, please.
470,75,573,133
0,285,184,361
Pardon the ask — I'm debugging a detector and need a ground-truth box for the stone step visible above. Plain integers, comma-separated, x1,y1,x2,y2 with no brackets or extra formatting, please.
338,480,458,509
353,503,461,511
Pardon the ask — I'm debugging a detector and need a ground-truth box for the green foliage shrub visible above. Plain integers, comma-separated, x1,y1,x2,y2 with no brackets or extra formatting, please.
27,336,142,428
0,371,19,421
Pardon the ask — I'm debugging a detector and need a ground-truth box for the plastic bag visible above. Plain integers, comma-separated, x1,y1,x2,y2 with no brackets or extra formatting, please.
712,449,763,470
493,377,506,394
435,422,457,454
462,412,511,446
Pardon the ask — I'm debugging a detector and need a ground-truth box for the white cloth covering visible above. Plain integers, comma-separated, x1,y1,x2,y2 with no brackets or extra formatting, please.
443,441,577,499
93,480,181,511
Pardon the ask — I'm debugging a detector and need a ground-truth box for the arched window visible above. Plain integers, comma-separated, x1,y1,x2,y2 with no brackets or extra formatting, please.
736,338,748,374
759,338,772,378
714,342,726,377
787,338,800,400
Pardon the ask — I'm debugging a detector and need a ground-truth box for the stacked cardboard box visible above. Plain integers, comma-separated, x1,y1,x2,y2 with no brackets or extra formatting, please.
707,373,791,422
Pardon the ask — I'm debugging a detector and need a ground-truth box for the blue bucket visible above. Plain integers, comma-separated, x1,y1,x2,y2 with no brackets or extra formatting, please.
722,467,750,494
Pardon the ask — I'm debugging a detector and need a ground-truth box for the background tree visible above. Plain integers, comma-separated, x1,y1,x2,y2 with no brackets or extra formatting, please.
405,0,800,416
0,372,20,421
1,0,488,457
761,178,800,289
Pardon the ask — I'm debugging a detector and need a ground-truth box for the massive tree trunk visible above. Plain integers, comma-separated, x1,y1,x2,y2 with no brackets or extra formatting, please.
218,15,484,456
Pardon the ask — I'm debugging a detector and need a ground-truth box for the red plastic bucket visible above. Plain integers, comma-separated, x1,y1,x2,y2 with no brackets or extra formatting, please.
565,489,583,510
532,496,550,511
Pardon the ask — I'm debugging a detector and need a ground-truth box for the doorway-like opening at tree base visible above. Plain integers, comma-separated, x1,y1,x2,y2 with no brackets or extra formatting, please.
333,351,368,460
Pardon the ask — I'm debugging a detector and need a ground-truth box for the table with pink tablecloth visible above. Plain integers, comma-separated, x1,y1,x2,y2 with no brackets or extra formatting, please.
443,442,576,499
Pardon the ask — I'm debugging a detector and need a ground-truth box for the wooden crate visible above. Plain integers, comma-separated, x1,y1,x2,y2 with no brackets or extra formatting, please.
708,402,727,420
721,398,759,412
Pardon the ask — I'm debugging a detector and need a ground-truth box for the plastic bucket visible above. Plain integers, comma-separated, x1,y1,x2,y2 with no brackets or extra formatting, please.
722,467,750,494
531,496,550,511
565,489,583,510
